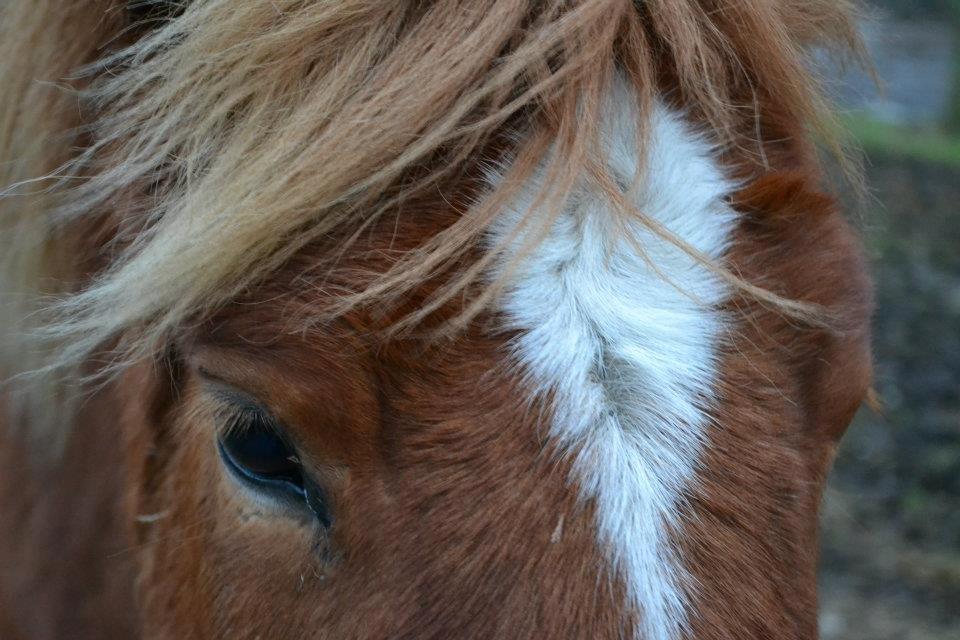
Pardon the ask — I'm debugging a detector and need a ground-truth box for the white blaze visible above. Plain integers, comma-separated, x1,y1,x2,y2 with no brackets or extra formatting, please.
490,81,737,639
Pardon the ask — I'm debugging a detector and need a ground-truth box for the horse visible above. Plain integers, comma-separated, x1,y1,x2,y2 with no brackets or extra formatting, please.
0,1,873,638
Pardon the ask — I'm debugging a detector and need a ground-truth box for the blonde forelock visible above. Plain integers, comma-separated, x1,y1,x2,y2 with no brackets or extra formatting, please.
2,0,863,384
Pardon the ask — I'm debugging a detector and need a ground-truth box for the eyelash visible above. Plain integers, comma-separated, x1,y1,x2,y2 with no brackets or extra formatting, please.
220,404,287,448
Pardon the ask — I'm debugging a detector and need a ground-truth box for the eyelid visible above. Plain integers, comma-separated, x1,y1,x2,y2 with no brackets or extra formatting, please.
197,370,316,473
197,367,258,403
221,405,288,449
198,371,277,432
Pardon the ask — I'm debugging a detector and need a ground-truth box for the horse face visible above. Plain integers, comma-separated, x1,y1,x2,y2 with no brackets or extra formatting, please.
122,252,629,638
119,173,872,640
0,2,875,637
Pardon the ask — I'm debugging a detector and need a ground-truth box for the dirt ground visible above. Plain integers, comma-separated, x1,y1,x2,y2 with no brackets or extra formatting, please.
818,154,960,639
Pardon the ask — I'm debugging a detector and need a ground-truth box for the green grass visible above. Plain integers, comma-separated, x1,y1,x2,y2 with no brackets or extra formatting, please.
843,114,960,168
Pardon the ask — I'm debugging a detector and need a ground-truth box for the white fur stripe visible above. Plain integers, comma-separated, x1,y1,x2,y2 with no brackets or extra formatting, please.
490,81,736,639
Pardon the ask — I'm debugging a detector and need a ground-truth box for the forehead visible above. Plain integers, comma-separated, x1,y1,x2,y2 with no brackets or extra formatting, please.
180,190,489,467
163,92,871,640
181,102,869,439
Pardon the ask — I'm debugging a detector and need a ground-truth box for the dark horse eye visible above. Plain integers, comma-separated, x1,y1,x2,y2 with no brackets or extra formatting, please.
217,412,331,527
219,423,302,485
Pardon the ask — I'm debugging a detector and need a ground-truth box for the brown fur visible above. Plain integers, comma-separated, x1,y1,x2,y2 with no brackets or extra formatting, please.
680,174,873,639
0,388,138,638
0,1,872,638
99,199,631,637
0,172,872,638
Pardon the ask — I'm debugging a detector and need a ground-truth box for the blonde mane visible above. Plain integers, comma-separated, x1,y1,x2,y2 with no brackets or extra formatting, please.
1,1,861,406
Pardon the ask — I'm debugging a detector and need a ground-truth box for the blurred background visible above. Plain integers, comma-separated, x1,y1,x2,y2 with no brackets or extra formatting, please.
817,2,960,638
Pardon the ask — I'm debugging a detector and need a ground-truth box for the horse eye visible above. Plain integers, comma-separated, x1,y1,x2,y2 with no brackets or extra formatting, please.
216,411,333,528
218,414,305,502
